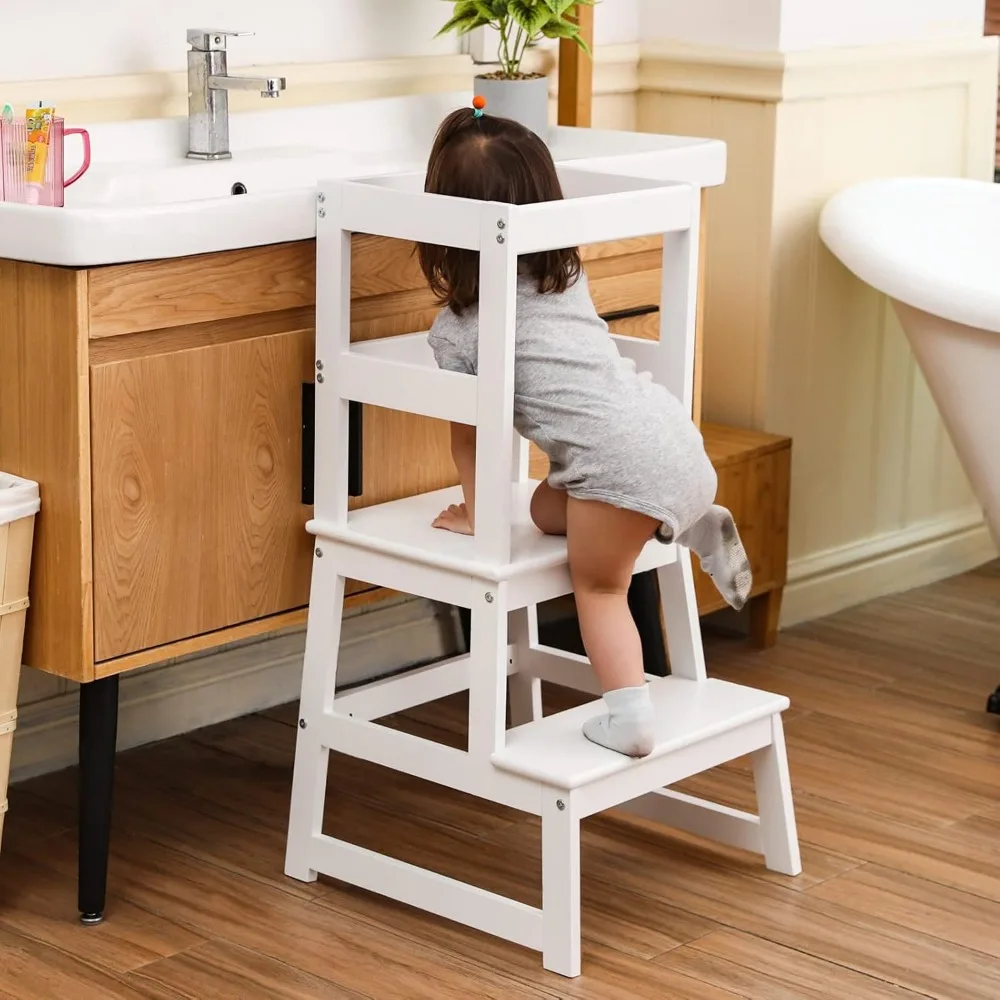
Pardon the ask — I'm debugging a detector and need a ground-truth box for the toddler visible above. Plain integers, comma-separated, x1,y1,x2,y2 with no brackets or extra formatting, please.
420,106,752,758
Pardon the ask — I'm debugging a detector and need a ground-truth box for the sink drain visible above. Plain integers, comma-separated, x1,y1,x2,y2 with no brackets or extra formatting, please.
231,182,248,195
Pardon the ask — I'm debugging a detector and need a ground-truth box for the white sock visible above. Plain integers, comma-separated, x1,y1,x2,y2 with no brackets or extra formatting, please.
582,685,655,758
677,505,753,611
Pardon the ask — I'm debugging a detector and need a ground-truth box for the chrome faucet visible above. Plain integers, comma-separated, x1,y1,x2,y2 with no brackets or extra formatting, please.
186,29,286,160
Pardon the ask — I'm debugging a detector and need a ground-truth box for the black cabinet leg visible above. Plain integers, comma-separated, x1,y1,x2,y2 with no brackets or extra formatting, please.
78,674,119,926
627,570,669,677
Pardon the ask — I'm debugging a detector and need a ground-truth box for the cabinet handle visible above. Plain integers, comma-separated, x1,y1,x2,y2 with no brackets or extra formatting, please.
599,304,660,324
301,383,363,504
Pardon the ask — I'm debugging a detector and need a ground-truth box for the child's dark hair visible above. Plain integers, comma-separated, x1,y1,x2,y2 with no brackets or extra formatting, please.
418,107,582,314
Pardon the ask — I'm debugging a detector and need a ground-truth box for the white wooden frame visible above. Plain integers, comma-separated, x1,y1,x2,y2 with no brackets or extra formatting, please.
286,169,801,979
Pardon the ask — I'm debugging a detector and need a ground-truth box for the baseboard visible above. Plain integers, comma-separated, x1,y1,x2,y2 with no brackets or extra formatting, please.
10,596,461,784
781,508,997,627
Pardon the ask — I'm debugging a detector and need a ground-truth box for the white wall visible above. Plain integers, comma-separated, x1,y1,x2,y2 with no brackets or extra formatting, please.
641,0,784,52
779,0,986,51
0,1,456,81
641,0,986,51
0,0,641,84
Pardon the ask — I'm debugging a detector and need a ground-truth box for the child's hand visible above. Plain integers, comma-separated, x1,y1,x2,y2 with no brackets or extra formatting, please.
432,503,473,535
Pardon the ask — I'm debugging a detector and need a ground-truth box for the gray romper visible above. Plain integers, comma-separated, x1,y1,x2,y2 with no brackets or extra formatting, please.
427,272,718,541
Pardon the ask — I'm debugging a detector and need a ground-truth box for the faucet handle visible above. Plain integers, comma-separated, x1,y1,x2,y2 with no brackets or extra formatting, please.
186,29,254,52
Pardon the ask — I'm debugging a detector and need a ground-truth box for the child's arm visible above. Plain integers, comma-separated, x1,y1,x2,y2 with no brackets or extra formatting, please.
451,422,477,524
433,422,477,535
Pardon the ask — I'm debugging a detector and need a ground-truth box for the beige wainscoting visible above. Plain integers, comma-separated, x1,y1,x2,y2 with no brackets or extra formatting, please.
639,37,1000,625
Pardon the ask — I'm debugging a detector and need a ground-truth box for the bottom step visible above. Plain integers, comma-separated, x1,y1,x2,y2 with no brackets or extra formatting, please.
492,676,788,790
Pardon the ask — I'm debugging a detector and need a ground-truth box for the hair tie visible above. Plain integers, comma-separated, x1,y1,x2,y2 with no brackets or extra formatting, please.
472,95,486,118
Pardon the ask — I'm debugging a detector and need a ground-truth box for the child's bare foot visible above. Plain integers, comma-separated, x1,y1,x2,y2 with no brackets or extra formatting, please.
678,505,753,610
432,502,473,535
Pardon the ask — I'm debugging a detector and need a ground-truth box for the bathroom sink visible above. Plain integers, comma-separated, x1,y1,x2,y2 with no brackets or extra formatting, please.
0,91,726,267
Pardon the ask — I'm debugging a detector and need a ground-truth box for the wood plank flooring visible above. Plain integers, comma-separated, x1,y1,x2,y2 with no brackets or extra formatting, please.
1,560,998,998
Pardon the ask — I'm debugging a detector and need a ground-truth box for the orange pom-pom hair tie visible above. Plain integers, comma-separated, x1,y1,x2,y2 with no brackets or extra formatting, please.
472,95,486,118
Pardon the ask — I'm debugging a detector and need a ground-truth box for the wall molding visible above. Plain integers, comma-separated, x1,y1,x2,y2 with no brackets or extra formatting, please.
3,45,640,125
11,596,460,785
640,36,1000,103
782,508,997,627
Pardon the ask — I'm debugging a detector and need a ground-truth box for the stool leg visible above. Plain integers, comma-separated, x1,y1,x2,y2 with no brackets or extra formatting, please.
285,556,346,882
752,714,802,876
508,606,541,727
656,549,707,681
542,792,581,977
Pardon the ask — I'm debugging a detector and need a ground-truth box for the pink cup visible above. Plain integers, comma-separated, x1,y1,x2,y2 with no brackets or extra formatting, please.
38,117,91,207
0,115,91,206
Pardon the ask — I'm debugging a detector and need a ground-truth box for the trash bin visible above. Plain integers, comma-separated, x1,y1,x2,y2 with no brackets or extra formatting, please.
0,473,39,850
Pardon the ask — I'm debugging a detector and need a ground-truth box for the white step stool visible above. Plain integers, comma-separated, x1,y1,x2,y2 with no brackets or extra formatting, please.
284,164,801,978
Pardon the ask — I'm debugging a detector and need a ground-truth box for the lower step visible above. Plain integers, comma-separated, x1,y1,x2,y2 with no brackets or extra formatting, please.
492,676,788,790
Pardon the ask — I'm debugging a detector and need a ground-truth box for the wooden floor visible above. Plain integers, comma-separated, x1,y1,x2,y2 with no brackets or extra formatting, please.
2,562,999,999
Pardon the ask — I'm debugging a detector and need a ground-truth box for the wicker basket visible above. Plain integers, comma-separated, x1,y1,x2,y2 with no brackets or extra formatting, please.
0,473,40,851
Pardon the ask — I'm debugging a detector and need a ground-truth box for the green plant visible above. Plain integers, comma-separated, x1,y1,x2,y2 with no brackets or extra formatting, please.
437,0,595,79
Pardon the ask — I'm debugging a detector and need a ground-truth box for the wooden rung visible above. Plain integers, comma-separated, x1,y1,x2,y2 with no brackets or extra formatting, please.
335,651,517,722
512,184,693,255
317,712,540,814
334,351,476,424
305,833,544,951
616,788,763,854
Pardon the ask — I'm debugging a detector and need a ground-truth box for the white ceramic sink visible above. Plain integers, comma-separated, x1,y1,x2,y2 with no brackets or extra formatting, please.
0,91,726,266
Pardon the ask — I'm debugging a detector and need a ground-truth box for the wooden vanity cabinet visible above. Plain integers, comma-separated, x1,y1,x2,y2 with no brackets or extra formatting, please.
0,232,666,681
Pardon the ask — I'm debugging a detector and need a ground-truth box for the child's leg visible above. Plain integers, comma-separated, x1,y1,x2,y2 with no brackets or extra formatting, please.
530,479,568,536
567,497,658,757
676,504,753,611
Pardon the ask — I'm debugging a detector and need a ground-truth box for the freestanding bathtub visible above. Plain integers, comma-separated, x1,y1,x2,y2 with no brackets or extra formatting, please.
819,177,1000,714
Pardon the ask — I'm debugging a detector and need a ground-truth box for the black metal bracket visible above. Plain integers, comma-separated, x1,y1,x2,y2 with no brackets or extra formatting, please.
301,383,363,504
599,304,660,324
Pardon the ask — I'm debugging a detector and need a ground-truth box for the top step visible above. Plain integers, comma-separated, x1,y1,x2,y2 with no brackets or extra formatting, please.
492,676,788,790
308,482,676,584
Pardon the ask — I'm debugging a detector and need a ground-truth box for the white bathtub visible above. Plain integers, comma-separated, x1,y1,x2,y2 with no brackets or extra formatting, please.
820,177,1000,549
820,176,1000,713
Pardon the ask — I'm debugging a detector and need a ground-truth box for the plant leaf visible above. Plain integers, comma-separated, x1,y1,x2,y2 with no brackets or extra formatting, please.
509,0,552,36
436,7,493,36
542,0,593,15
540,18,591,55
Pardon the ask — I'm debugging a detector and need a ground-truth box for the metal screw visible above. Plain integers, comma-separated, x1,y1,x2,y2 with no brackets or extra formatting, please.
497,219,506,229
316,372,325,383
318,207,326,218
315,547,323,557
316,359,324,371
496,234,505,244
556,800,565,811
317,192,326,203
299,718,307,729
485,592,495,603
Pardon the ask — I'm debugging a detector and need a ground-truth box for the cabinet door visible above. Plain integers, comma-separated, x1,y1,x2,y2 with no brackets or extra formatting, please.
90,328,315,661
